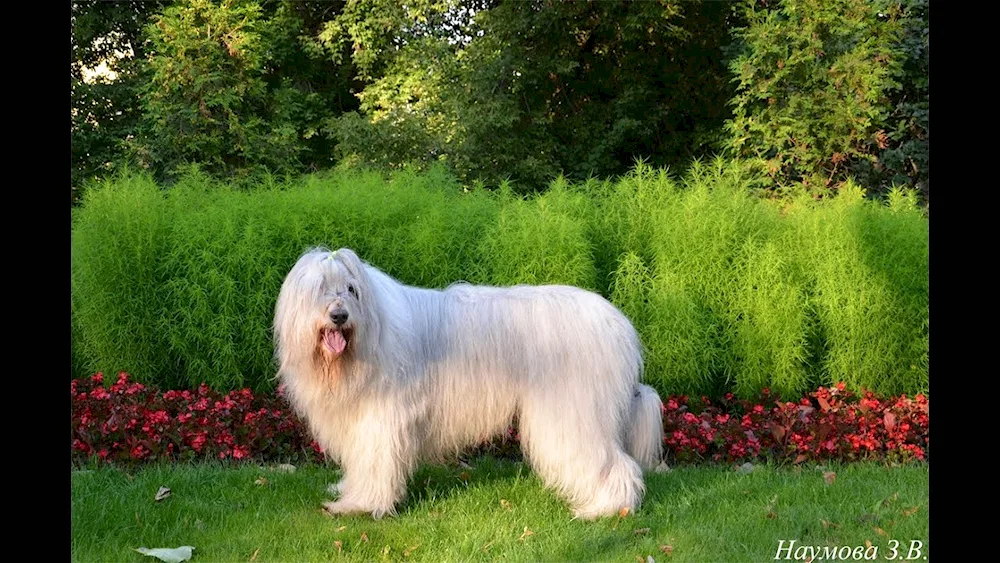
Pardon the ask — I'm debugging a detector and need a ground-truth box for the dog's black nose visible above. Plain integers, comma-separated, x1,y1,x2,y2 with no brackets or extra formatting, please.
330,310,349,326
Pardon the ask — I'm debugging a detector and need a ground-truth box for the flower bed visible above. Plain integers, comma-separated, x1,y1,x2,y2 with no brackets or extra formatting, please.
71,373,927,468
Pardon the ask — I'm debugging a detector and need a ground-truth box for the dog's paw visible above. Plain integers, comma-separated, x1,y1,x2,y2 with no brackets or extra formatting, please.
322,499,365,516
322,499,395,520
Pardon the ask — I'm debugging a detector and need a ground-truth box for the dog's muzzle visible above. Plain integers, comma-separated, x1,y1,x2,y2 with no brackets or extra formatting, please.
322,308,351,357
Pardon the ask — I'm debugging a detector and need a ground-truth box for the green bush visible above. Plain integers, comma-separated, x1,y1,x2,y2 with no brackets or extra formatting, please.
71,171,175,383
475,177,596,290
726,0,927,197
72,162,927,398
783,182,928,395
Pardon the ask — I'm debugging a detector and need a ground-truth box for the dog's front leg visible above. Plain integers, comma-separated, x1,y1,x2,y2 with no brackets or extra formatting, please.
322,410,416,519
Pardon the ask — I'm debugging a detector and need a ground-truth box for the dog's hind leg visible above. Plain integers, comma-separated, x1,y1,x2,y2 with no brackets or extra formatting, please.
518,392,645,520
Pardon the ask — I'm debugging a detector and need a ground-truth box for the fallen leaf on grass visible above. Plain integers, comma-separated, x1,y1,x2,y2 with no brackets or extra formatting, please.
134,546,194,563
249,547,260,561
155,486,171,502
857,513,878,524
821,519,839,530
403,544,420,557
333,540,342,554
381,545,391,558
659,545,674,556
765,495,778,519
481,541,495,552
874,526,887,537
335,526,347,532
633,528,651,536
823,472,836,485
878,492,899,509
500,499,512,511
902,506,920,517
459,471,471,483
518,527,534,541
254,477,268,487
360,532,369,543
793,454,808,464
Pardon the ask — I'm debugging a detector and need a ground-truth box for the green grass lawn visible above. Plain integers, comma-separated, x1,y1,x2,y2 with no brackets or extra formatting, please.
71,456,928,562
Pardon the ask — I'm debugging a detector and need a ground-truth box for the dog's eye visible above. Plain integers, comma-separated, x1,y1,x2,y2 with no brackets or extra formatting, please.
348,284,357,298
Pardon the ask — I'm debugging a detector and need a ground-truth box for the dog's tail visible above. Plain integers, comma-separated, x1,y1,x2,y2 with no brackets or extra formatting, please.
625,384,664,470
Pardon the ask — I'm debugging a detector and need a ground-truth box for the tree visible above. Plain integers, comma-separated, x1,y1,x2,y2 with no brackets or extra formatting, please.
71,0,168,203
725,0,928,199
324,0,736,190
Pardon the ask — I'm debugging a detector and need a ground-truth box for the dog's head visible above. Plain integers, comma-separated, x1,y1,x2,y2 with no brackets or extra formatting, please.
274,247,378,375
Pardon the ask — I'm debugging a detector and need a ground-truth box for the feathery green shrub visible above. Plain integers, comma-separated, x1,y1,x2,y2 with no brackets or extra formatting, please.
71,162,927,398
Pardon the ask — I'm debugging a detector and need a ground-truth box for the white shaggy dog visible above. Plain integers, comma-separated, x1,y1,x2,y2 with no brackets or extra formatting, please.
273,247,663,519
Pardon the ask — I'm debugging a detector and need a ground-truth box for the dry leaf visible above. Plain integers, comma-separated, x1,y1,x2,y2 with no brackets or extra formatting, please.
518,527,534,541
765,495,778,519
481,541,495,552
403,544,420,557
823,471,836,485
459,471,471,482
155,486,171,502
874,527,887,537
821,519,839,529
659,545,673,556
865,540,873,549
254,477,268,487
793,454,808,464
335,526,347,532
249,547,260,562
633,528,651,536
333,540,342,554
360,532,369,543
500,499,512,511
902,506,919,517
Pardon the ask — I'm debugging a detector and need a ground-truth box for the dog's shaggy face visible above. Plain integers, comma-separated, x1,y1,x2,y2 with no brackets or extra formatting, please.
274,249,378,377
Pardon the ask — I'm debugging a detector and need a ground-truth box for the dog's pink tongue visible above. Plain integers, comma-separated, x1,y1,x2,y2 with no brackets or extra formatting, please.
324,329,347,356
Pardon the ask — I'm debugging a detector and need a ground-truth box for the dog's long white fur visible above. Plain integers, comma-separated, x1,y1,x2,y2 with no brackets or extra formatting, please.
274,247,663,519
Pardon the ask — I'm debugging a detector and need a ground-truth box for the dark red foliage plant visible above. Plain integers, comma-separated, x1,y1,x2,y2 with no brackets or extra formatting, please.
71,374,927,468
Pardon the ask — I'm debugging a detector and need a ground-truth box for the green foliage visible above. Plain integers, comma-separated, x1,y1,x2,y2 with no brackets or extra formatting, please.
475,178,596,289
132,0,358,182
71,0,169,204
136,0,296,178
783,182,928,396
71,171,175,383
327,0,736,190
726,0,927,198
72,162,927,398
